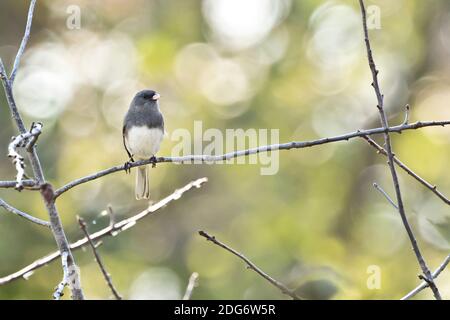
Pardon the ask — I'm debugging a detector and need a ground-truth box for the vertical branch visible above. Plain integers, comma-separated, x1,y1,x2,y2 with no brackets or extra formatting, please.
107,204,116,227
0,0,84,300
53,252,69,300
41,184,84,299
359,0,441,299
182,272,199,300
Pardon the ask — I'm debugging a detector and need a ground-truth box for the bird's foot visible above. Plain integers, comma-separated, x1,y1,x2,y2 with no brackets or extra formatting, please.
150,156,157,168
124,160,133,174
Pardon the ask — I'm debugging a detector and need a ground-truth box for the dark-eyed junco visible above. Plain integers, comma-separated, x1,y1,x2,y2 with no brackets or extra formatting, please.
123,90,164,199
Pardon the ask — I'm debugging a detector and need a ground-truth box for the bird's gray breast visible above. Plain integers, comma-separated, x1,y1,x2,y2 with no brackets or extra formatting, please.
124,104,164,130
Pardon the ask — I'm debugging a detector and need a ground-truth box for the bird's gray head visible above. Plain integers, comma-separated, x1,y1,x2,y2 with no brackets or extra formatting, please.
132,89,161,107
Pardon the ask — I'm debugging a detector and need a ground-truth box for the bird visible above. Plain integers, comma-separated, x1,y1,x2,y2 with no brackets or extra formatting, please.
123,89,164,199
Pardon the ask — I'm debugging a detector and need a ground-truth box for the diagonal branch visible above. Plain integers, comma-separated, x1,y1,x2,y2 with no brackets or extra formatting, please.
53,120,450,199
0,178,207,285
10,0,37,84
401,254,450,300
0,59,7,80
373,183,398,210
78,216,122,300
363,136,450,205
0,198,50,227
359,0,441,299
198,230,302,300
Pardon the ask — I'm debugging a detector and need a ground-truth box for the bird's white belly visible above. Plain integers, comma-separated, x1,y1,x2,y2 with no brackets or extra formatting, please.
126,126,163,159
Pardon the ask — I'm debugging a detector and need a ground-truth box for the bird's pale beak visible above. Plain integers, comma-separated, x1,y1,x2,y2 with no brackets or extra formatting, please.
152,93,161,100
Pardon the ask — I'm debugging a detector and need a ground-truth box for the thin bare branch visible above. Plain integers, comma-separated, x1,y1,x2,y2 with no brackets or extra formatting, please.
51,249,81,300
78,216,122,300
198,230,302,300
0,0,84,299
0,178,207,285
53,251,69,300
0,198,50,227
0,59,7,80
373,183,398,210
0,180,38,189
402,254,450,300
10,0,37,84
359,0,441,299
402,105,410,126
363,136,450,205
107,205,116,228
182,272,199,300
53,120,450,199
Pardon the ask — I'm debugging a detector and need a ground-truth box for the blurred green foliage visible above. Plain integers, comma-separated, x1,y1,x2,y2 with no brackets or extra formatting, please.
0,0,450,299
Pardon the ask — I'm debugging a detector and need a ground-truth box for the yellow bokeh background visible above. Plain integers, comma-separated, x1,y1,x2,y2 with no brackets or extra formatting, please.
0,0,449,299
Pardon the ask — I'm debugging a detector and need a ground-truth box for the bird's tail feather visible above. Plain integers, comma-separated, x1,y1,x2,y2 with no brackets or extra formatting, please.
135,165,149,200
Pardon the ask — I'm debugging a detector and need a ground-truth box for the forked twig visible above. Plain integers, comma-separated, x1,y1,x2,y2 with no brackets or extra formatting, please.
359,0,441,299
363,136,450,205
